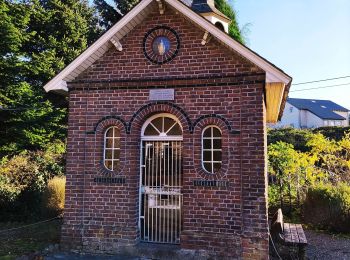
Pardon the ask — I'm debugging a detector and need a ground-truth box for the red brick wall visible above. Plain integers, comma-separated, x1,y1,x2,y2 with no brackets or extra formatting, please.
76,6,260,82
62,7,269,259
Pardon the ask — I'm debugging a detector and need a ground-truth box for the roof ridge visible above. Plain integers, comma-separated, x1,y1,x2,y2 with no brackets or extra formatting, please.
287,97,349,118
288,97,332,101
43,0,291,93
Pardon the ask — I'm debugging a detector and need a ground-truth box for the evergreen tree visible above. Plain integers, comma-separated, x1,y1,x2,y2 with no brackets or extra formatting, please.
93,0,245,44
94,0,122,28
0,0,245,156
0,0,100,156
214,0,245,43
93,0,136,29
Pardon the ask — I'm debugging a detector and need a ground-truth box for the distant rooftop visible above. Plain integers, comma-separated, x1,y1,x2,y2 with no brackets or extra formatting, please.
288,98,349,120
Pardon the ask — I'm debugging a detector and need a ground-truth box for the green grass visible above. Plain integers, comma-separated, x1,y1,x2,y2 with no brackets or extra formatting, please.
0,219,62,259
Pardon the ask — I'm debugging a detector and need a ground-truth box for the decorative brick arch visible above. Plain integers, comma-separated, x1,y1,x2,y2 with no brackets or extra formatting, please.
128,101,192,134
94,117,127,175
191,115,232,180
94,115,128,133
192,114,240,134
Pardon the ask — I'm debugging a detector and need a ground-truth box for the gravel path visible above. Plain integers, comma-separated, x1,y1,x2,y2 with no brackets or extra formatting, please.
272,229,350,260
305,229,350,260
24,229,350,260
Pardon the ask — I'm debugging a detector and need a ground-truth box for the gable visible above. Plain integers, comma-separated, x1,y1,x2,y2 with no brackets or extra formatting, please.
74,7,261,83
43,0,292,123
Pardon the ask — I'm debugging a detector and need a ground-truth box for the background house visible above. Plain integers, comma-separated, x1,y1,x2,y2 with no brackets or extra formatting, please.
274,98,349,128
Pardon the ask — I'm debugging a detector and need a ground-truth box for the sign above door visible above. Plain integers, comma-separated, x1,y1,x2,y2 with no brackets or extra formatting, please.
149,89,175,101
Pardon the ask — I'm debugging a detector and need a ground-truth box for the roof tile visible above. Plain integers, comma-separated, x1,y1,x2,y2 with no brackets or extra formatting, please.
288,98,349,120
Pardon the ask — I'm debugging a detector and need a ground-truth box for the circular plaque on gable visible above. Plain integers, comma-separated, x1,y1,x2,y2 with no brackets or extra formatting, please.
143,26,180,65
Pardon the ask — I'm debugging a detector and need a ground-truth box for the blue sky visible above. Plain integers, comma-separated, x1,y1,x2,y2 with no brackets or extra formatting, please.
234,0,350,109
100,0,350,107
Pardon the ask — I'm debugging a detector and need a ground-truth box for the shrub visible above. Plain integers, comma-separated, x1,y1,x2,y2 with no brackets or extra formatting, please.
0,152,46,219
313,126,350,141
0,140,66,220
268,128,311,152
268,184,280,209
307,132,350,183
42,176,66,217
268,127,350,151
304,182,350,233
0,175,21,206
268,141,317,214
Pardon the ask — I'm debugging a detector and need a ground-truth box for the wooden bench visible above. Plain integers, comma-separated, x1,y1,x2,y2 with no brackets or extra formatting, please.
270,209,307,259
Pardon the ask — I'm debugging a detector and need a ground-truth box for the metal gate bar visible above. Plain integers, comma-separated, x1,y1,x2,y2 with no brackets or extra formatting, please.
140,141,182,244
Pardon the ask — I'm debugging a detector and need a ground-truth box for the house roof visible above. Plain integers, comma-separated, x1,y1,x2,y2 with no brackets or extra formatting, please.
288,98,349,120
43,0,292,94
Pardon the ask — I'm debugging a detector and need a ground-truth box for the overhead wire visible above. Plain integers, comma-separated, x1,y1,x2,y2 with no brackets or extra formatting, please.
293,75,350,85
290,82,350,92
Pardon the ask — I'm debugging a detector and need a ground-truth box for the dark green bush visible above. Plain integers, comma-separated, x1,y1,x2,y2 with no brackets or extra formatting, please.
268,127,350,152
0,175,21,206
0,141,65,220
268,128,311,152
304,183,350,233
313,126,350,141
268,184,280,208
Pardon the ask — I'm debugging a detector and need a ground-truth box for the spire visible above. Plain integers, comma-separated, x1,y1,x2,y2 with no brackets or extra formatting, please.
191,0,231,33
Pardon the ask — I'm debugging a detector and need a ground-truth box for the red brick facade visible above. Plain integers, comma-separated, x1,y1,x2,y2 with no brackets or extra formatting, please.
62,7,269,259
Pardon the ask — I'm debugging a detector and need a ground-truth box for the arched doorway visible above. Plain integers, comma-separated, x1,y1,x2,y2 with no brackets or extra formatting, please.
139,113,183,244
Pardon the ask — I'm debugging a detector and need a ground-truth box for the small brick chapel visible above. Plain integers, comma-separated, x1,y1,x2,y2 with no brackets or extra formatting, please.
44,0,291,258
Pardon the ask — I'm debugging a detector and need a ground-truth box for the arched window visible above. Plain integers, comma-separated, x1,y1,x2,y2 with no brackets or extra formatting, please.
215,22,225,32
142,113,182,140
104,126,120,171
202,125,222,173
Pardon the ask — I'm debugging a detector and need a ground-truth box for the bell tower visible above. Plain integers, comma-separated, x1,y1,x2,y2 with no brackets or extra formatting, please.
191,0,231,33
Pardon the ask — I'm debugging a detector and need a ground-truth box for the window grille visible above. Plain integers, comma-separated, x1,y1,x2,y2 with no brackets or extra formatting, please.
140,113,183,243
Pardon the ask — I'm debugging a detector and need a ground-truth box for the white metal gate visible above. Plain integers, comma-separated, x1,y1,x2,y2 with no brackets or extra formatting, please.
139,140,182,243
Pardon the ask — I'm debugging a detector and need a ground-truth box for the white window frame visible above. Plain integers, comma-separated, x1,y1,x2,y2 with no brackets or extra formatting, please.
201,125,222,174
103,126,121,171
141,113,183,141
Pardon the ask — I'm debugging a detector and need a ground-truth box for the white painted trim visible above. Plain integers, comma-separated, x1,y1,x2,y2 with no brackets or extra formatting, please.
44,0,291,93
110,38,123,51
201,12,231,23
56,80,68,92
201,125,222,174
103,126,121,171
43,0,154,92
138,140,143,231
156,0,165,14
141,136,183,141
201,31,210,45
141,113,183,141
